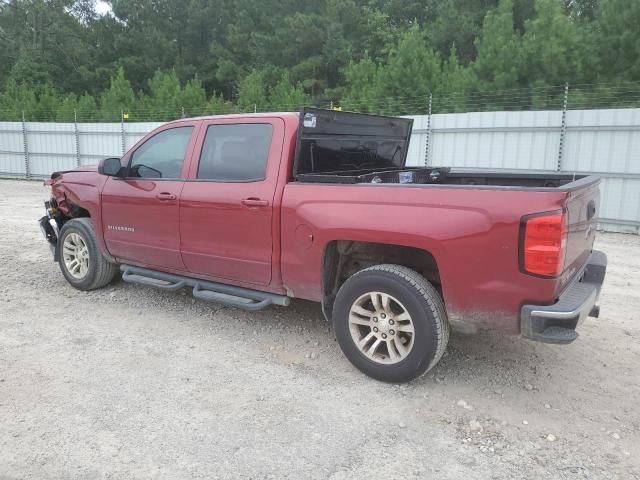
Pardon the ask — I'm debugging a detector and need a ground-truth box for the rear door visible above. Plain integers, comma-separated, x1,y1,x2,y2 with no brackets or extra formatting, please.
179,118,284,286
101,123,199,269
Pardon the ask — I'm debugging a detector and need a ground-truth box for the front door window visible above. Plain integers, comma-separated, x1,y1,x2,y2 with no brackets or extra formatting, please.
129,127,193,179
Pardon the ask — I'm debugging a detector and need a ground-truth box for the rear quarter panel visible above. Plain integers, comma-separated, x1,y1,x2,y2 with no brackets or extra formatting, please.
281,183,572,334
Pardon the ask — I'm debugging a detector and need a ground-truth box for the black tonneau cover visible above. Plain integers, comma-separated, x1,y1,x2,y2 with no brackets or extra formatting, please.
293,108,413,180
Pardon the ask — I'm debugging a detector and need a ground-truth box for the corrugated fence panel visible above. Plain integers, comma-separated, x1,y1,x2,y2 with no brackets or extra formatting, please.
563,109,640,174
78,123,125,165
124,122,163,151
0,122,26,176
598,177,640,231
0,110,638,231
26,122,77,176
427,110,562,170
404,115,427,167
562,109,640,232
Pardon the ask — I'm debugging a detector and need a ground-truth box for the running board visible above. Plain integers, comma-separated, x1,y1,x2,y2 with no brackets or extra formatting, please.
120,265,290,311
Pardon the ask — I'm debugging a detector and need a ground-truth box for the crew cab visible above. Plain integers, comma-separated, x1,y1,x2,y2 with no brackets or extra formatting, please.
39,108,607,382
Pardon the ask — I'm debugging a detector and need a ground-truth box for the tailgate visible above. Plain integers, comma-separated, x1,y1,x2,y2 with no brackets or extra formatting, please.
563,181,600,281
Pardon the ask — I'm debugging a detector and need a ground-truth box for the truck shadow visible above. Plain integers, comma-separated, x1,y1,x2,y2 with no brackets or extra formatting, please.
103,279,585,390
268,298,573,389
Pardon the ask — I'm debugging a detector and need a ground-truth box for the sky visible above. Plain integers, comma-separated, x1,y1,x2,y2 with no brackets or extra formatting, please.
95,0,111,16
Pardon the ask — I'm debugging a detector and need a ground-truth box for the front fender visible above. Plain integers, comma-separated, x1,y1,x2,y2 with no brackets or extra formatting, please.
48,172,114,262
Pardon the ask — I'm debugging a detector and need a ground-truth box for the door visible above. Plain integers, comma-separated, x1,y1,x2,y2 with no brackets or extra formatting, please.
179,119,284,285
102,124,198,269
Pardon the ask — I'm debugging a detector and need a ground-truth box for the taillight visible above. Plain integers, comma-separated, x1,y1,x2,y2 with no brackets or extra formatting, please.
520,211,567,277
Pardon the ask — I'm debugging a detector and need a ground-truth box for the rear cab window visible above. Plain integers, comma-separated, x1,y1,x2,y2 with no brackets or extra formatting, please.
197,124,273,182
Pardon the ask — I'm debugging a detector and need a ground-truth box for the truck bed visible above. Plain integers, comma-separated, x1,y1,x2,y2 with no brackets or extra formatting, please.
292,108,589,190
295,167,590,190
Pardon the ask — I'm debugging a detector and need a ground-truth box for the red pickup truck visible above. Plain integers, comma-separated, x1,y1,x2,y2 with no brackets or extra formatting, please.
39,108,607,382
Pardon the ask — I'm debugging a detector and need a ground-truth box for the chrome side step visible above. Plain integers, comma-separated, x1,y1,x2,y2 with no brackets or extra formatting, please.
120,265,290,311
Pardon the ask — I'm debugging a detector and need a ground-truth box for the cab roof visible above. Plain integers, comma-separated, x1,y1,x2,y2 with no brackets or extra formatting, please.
166,112,301,124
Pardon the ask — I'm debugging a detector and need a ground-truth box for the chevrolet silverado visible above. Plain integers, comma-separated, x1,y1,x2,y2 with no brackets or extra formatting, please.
39,108,607,382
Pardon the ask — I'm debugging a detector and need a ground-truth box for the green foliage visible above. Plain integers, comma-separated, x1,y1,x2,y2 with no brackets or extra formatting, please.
0,0,639,120
237,70,268,111
436,47,478,112
380,27,442,100
99,67,137,121
591,0,640,82
343,27,443,114
141,70,183,119
267,73,310,110
473,0,524,94
521,0,583,107
181,76,208,116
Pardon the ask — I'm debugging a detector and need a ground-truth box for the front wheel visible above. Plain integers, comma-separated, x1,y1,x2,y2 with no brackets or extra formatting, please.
57,218,118,291
333,264,449,383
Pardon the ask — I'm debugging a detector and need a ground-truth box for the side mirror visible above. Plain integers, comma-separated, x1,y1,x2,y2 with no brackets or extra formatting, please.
98,157,123,177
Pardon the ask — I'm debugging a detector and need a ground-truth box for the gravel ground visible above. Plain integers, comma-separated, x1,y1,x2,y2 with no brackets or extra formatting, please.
0,178,639,480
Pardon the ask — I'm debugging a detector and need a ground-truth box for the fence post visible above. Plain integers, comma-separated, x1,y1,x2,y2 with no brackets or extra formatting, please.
253,104,257,113
424,93,433,166
181,106,185,118
21,111,30,179
74,109,81,167
120,110,126,156
557,82,569,171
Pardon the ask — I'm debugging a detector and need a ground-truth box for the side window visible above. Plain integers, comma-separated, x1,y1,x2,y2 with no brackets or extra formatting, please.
129,127,193,179
197,124,273,181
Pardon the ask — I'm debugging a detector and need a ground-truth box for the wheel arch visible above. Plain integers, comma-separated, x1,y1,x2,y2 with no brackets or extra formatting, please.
321,240,444,321
50,178,114,262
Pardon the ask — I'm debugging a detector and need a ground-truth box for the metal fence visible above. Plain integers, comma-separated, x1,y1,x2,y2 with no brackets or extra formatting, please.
0,119,163,178
1,108,639,233
405,108,640,233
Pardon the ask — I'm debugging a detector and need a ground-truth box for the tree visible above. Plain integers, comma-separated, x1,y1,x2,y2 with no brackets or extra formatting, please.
591,0,640,82
181,76,208,116
236,70,268,111
436,46,478,112
142,70,183,120
0,0,95,93
268,72,310,111
519,0,584,108
473,0,526,108
1,0,640,120
426,0,498,64
377,26,442,111
0,80,37,120
343,26,442,115
99,67,137,121
342,55,381,112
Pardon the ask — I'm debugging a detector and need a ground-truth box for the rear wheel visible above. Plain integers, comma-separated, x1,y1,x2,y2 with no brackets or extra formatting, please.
333,264,449,382
57,218,118,291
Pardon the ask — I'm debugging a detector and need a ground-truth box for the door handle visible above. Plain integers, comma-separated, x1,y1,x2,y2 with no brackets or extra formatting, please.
241,198,269,208
156,192,177,201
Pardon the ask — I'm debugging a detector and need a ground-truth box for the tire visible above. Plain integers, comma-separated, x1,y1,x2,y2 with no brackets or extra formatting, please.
333,264,449,383
57,218,118,291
